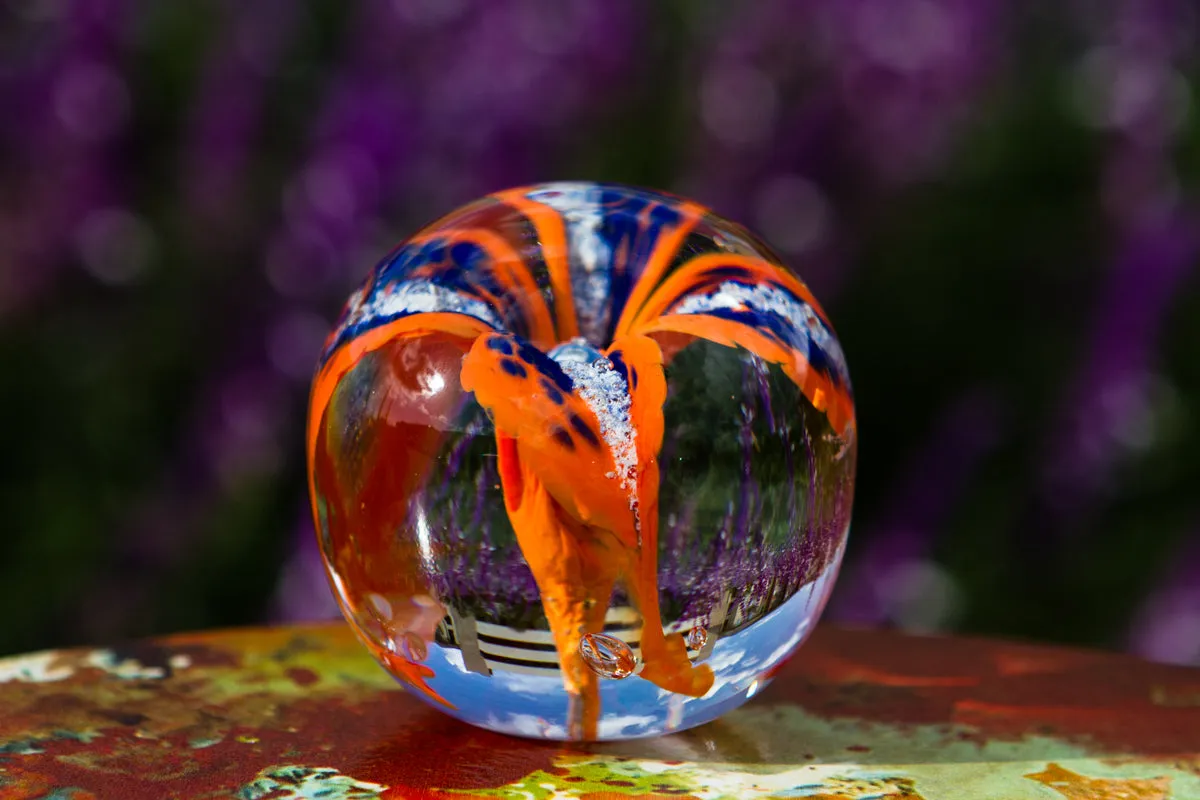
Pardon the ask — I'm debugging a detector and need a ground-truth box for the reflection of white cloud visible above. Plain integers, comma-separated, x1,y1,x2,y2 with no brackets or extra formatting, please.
709,646,754,674
598,714,657,738
709,623,808,696
706,645,765,698
649,643,769,705
441,648,467,672
714,665,763,696
495,671,560,696
686,579,831,702
763,618,809,667
486,712,567,740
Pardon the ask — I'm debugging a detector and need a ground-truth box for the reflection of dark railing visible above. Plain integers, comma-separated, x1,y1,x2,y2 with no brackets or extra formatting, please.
435,594,732,677
720,579,803,638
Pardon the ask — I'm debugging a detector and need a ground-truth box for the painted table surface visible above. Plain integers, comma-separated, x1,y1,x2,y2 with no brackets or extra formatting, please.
0,624,1197,799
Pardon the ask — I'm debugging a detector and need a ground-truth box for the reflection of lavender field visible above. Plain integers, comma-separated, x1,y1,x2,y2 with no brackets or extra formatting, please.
416,340,854,635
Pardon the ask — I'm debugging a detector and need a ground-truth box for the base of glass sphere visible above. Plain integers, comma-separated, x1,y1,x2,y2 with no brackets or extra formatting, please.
349,547,843,741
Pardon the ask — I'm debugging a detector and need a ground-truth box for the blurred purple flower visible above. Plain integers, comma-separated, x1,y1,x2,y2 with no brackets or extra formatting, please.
272,510,340,623
676,0,1006,300
0,0,133,314
1037,0,1196,527
182,0,300,235
1038,218,1196,518
1128,531,1200,666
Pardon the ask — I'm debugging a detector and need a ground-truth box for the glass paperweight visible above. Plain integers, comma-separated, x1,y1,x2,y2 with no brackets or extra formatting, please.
306,182,856,741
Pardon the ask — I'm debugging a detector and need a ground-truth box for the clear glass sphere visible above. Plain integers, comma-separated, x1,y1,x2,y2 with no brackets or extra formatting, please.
307,182,856,741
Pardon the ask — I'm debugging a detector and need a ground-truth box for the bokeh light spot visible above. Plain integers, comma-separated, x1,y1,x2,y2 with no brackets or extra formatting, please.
55,61,130,142
74,208,156,286
753,174,830,255
701,62,778,148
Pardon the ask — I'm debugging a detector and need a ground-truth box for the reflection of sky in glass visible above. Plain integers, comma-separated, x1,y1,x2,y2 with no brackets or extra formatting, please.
401,553,842,740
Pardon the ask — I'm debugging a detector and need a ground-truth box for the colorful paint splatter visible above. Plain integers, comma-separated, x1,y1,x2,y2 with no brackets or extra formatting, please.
0,623,1197,797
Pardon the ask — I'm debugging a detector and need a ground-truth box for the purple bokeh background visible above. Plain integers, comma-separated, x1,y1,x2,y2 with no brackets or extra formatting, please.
0,0,1196,664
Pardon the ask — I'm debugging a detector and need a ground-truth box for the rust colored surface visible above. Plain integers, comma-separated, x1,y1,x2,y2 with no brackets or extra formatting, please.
0,624,1197,798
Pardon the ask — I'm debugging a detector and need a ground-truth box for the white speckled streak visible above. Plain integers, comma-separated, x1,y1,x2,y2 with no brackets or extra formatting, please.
557,353,641,538
673,280,849,384
347,279,504,332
